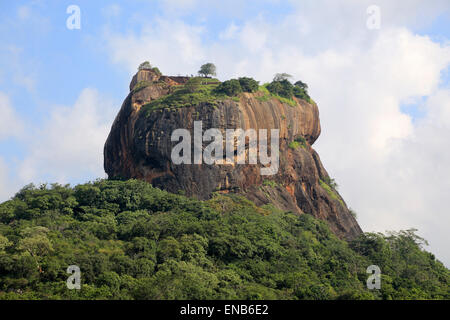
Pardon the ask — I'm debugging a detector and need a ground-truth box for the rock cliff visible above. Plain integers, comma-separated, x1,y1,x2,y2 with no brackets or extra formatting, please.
104,69,362,239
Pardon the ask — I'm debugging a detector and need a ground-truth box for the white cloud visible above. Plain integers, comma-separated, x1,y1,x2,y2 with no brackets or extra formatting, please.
18,88,116,185
161,0,199,11
345,88,450,266
11,3,51,33
0,91,23,140
17,6,31,21
105,19,206,76
0,92,23,202
0,157,11,201
239,19,267,53
219,22,239,40
0,156,22,203
0,45,37,93
101,4,121,18
103,1,450,265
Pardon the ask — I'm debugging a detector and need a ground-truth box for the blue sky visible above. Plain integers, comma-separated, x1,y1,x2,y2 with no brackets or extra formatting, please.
0,0,298,111
0,0,449,265
0,1,447,128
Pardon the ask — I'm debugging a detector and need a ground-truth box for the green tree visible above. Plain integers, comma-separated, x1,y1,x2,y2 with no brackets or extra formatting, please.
0,178,448,300
294,80,308,90
198,63,217,77
138,61,152,70
0,235,11,252
215,79,242,96
266,79,294,99
238,77,259,92
293,80,311,102
273,73,292,82
17,227,53,273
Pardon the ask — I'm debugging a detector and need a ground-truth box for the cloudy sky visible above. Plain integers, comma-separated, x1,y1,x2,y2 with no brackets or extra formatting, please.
0,0,449,266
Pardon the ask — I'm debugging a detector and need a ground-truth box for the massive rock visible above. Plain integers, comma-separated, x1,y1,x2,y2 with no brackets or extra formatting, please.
104,69,362,239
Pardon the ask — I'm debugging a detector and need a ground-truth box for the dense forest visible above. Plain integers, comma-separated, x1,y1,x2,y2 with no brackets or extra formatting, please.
0,179,448,299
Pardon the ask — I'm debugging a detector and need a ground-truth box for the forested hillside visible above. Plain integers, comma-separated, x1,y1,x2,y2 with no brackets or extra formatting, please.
0,179,448,299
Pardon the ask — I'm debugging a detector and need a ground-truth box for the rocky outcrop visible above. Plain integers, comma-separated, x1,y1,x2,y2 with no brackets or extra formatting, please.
104,69,362,239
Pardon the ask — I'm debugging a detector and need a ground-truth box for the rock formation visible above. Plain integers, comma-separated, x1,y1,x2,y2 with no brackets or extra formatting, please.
104,69,362,239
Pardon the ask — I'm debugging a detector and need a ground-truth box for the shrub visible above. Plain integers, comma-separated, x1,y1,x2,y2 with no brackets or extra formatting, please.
262,179,278,188
289,136,307,150
293,85,311,103
266,79,294,99
292,80,311,103
215,79,243,96
322,176,338,189
184,77,203,93
152,67,162,76
319,179,343,206
294,80,308,90
266,81,282,96
238,77,259,93
295,136,307,145
288,141,300,150
256,85,296,107
138,61,152,71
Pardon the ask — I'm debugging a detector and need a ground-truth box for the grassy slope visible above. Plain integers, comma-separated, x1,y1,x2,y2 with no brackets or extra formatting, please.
138,78,314,117
140,77,236,115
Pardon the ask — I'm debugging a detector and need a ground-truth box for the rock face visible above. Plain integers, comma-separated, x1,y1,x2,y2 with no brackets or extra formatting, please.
104,69,362,239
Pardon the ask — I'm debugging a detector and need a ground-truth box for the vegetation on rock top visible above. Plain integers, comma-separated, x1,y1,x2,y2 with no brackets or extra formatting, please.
140,77,232,115
137,61,162,75
137,62,314,114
